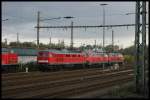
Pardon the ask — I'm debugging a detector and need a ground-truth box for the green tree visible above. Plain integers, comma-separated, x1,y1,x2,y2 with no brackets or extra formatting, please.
9,42,21,47
2,42,7,47
22,42,37,48
104,45,119,52
121,45,135,55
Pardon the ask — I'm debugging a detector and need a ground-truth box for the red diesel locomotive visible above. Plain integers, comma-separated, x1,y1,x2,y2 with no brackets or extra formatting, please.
2,53,18,65
37,49,124,70
1,49,18,72
83,50,108,65
37,49,85,65
2,50,18,66
108,53,124,65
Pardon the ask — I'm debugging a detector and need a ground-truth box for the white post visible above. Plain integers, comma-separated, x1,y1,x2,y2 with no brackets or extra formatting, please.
26,67,28,73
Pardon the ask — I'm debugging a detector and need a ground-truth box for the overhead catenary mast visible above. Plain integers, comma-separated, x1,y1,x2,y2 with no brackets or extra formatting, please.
37,11,40,49
17,33,19,47
112,30,114,52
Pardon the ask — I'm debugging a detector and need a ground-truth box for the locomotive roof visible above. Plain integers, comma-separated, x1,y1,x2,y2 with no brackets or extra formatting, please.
2,48,37,56
39,49,81,54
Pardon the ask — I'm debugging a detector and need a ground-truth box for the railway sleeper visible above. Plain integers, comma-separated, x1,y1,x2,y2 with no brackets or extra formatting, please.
2,67,129,87
2,70,133,98
2,68,132,88
23,75,133,98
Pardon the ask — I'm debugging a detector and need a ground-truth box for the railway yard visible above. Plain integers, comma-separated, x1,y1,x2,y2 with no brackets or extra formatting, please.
2,65,139,98
2,1,148,99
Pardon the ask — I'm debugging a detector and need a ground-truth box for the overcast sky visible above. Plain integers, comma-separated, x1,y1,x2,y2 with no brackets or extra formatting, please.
2,1,149,48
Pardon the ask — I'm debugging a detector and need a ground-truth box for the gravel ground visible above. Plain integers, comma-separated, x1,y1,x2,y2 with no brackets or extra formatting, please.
70,81,149,99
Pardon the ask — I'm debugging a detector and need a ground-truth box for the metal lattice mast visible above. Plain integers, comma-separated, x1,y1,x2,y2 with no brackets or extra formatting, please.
135,1,140,93
112,30,114,52
141,1,146,94
17,33,19,47
135,1,147,94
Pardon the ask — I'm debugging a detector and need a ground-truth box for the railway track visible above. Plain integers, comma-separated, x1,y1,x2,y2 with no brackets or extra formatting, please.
2,64,132,80
3,70,133,98
2,67,107,80
47,76,133,98
2,65,132,87
2,69,133,92
2,65,134,98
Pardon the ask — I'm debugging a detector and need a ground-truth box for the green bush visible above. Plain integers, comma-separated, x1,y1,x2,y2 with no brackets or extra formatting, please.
124,55,135,64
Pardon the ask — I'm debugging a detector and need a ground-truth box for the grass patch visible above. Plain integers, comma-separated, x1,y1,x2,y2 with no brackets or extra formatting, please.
105,83,148,98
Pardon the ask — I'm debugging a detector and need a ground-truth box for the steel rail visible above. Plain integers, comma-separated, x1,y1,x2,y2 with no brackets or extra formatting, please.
2,69,133,98
2,67,132,87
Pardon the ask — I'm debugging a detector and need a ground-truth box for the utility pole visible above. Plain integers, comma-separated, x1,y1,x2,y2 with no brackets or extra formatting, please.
95,40,96,48
112,30,114,52
49,37,51,48
94,40,97,52
102,5,105,50
17,33,19,47
71,21,73,50
49,37,51,45
100,4,108,51
49,32,52,46
37,11,40,49
58,39,61,49
62,39,65,49
100,4,108,70
58,39,60,44
4,38,7,46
